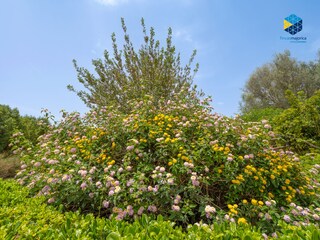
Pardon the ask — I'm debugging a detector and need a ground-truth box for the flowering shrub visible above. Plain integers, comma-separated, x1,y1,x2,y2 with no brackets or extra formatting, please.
13,88,319,231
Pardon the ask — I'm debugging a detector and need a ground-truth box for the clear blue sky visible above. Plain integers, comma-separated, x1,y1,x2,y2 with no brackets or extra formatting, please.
1,0,320,118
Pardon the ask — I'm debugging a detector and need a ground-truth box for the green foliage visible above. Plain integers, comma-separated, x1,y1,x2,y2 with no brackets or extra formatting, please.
68,18,199,113
12,87,320,235
241,107,283,123
0,179,319,239
0,105,20,152
299,153,320,183
273,90,320,154
0,104,49,154
240,50,320,113
19,115,49,146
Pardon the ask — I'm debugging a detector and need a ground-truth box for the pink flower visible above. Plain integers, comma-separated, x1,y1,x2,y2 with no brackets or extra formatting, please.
80,182,87,190
126,145,134,151
127,205,134,216
192,180,200,186
137,207,144,215
89,167,96,174
21,164,27,169
48,198,55,204
34,162,41,167
70,148,77,153
126,179,134,187
283,215,291,223
265,201,272,207
62,174,70,181
265,213,272,221
78,170,87,177
147,205,157,213
172,205,180,211
102,200,109,208
48,159,59,165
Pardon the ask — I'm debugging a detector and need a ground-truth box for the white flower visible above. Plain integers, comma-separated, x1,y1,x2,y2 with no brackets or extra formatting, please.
114,186,121,193
205,205,216,214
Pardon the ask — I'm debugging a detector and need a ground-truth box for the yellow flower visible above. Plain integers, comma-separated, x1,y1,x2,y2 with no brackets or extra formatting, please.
231,179,240,184
251,199,258,206
268,192,274,198
242,199,248,204
230,209,238,214
285,179,290,185
237,218,247,224
168,162,173,166
258,201,264,206
270,174,275,180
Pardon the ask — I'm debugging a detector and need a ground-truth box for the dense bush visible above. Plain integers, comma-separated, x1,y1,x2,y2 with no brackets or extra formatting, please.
241,107,283,124
273,90,320,154
1,179,319,239
13,88,319,234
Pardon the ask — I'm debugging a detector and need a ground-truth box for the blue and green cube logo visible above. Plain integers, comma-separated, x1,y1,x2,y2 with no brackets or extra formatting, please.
284,14,302,35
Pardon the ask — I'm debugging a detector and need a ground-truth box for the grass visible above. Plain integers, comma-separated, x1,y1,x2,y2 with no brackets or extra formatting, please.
0,152,20,179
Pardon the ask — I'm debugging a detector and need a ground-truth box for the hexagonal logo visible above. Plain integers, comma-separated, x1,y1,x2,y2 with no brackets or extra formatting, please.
284,14,302,35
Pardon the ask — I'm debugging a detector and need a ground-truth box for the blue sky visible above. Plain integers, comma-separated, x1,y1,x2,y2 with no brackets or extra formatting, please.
1,0,320,118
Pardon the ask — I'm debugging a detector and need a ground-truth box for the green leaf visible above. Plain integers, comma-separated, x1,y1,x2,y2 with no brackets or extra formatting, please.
106,232,121,240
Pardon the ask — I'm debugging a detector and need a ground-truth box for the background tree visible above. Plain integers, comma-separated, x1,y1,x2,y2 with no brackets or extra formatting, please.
0,104,49,153
68,18,199,113
0,105,20,152
240,50,320,113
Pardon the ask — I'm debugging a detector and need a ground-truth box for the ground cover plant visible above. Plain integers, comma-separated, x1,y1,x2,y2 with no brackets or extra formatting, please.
11,86,320,237
1,178,320,239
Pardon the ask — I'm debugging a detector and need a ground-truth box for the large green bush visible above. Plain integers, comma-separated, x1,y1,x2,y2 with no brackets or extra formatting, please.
274,90,320,154
241,107,283,124
13,88,319,233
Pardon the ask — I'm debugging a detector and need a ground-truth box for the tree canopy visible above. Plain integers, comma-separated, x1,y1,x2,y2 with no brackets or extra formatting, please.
68,18,199,113
0,104,49,153
240,50,320,113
